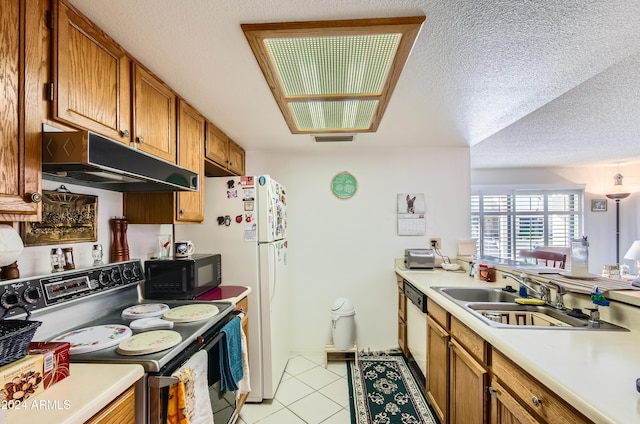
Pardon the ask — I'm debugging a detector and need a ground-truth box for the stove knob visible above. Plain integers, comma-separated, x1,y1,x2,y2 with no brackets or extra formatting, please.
98,271,111,286
1,292,20,309
122,266,133,281
132,265,142,279
23,287,41,304
110,269,122,284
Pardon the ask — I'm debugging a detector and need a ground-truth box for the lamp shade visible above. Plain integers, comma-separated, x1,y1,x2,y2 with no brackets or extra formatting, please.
624,240,640,261
605,173,631,199
0,224,24,267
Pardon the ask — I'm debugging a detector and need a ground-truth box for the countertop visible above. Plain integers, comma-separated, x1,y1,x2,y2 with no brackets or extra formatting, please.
4,363,143,424
196,285,251,304
396,263,640,424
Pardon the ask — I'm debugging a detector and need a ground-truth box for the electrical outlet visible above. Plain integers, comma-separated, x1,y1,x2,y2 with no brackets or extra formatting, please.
430,238,441,249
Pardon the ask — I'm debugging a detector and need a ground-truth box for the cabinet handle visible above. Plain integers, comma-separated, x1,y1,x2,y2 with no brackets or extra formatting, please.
531,396,542,407
136,136,144,143
488,386,497,396
447,340,453,348
29,192,42,203
179,209,185,215
121,130,130,138
439,333,445,340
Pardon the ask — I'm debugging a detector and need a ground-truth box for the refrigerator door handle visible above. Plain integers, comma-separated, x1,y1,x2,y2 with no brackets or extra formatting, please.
270,243,277,306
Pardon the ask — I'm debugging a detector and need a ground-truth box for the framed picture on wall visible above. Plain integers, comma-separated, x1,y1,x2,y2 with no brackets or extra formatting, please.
591,199,607,212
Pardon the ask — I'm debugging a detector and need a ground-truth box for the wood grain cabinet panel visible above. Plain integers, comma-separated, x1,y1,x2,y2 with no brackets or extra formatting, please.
426,315,449,423
491,350,592,424
52,0,131,143
176,100,204,222
449,338,489,424
132,63,176,163
0,0,45,221
204,122,246,177
86,384,136,424
228,138,246,175
489,379,541,424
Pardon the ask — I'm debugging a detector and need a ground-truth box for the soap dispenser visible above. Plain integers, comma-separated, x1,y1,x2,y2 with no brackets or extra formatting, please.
518,272,528,297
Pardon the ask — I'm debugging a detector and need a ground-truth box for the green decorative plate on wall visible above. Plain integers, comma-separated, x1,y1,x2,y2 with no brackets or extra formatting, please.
331,172,357,199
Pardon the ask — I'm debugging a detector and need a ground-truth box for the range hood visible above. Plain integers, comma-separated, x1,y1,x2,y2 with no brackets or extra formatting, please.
42,131,198,192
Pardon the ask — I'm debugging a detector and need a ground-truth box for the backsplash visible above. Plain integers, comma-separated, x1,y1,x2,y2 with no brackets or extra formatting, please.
12,180,169,278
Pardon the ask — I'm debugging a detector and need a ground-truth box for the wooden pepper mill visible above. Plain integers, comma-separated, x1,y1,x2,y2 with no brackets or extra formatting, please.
110,217,130,262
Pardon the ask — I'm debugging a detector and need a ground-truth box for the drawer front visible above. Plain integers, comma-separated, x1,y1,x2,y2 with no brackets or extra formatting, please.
450,317,486,365
427,298,448,329
492,350,592,424
396,273,404,290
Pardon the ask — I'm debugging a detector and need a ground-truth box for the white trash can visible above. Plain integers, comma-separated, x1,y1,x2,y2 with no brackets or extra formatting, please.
331,298,356,350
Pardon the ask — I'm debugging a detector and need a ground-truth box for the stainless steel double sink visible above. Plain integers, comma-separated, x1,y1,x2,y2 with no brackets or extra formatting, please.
432,286,627,331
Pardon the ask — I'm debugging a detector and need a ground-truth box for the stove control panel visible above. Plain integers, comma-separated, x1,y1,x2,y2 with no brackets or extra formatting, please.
0,260,143,318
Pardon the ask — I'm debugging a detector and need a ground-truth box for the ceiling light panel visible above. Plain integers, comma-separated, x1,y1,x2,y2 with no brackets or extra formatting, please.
265,34,401,97
290,100,378,131
242,16,425,134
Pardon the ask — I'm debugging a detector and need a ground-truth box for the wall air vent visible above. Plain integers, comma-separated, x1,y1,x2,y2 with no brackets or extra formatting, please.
313,135,355,143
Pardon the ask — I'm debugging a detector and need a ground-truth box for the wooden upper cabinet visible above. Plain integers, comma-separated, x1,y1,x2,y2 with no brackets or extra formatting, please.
176,100,204,222
228,139,246,176
204,123,246,177
132,64,176,163
52,0,131,143
0,0,45,221
205,121,229,168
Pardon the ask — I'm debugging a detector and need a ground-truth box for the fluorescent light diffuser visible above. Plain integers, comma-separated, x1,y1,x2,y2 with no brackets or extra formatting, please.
242,17,425,134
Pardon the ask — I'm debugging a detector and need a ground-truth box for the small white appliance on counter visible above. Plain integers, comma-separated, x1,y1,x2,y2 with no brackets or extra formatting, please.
176,175,289,402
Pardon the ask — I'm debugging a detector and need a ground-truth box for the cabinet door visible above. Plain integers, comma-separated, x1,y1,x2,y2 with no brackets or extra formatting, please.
228,139,245,175
0,0,43,220
132,64,176,163
449,338,488,424
489,379,540,424
205,121,229,168
175,100,204,222
426,315,449,423
53,0,131,143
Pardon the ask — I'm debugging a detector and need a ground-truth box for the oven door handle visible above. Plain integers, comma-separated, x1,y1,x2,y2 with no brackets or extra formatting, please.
149,375,180,389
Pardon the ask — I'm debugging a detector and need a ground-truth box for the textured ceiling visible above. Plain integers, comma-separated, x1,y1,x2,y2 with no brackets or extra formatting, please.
67,0,640,168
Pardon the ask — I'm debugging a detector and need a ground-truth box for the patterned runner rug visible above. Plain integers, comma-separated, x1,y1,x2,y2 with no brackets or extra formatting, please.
347,354,437,424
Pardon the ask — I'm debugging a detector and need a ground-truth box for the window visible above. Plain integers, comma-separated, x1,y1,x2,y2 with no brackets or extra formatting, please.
470,189,583,259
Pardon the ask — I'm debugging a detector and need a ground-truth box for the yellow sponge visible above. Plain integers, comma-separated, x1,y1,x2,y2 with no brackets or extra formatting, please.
514,298,545,305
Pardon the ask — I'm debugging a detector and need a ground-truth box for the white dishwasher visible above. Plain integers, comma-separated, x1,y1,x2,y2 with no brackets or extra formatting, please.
404,280,427,377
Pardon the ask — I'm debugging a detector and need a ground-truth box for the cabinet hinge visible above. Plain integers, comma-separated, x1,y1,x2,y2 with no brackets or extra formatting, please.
45,10,54,30
46,83,54,101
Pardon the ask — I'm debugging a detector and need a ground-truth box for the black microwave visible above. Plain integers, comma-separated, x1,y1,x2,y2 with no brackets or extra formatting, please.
144,253,221,300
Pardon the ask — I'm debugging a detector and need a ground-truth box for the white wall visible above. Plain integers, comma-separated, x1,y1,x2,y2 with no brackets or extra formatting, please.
248,147,470,354
15,180,170,277
472,164,640,274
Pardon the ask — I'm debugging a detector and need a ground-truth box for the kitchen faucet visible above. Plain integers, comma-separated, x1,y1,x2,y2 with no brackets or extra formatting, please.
502,273,567,309
529,277,567,309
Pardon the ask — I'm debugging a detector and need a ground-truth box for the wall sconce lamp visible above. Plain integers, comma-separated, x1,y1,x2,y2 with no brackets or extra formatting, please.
605,173,631,264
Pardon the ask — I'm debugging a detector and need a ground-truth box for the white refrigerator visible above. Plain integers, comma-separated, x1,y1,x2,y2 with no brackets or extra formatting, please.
175,175,289,402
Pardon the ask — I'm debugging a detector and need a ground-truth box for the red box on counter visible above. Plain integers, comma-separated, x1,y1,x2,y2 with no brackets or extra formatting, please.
27,342,70,389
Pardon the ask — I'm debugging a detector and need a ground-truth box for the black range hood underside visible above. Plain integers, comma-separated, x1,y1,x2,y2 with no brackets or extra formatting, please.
42,131,198,193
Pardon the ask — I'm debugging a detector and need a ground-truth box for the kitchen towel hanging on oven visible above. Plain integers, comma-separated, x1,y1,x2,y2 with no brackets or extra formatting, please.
220,316,243,391
168,349,214,424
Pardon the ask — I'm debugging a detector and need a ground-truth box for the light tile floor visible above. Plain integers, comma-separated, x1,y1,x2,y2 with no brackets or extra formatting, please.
238,354,351,424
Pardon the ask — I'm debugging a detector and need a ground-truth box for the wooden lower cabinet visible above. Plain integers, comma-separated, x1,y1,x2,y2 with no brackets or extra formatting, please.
449,338,489,424
491,350,592,424
397,275,408,356
489,379,540,424
426,315,449,423
86,384,136,424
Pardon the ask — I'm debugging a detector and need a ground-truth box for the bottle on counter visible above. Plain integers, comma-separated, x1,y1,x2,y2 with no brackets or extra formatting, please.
486,265,496,282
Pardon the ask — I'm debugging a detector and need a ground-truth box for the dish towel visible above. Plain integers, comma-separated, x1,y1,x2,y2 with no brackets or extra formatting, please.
236,313,251,399
220,316,243,391
168,349,214,424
